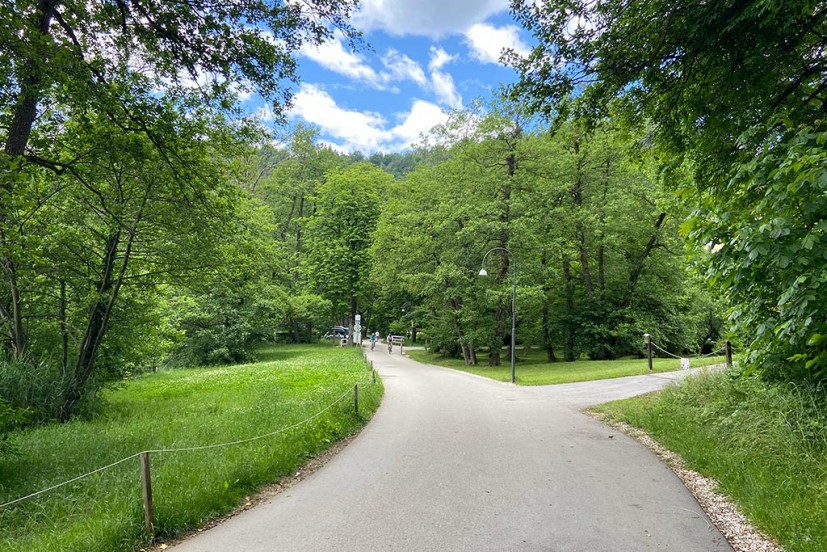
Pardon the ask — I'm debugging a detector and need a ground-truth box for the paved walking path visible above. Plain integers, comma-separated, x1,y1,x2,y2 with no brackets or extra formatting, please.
171,346,732,551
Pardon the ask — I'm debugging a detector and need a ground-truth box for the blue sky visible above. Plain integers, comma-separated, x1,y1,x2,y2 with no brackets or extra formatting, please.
249,0,533,154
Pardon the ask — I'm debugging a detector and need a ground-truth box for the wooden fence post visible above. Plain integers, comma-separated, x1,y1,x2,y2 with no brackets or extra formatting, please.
354,384,359,415
140,452,154,536
644,333,653,371
725,341,733,368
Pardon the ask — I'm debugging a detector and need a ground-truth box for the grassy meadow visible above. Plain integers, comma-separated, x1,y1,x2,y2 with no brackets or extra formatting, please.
407,347,726,385
593,369,827,551
0,344,382,552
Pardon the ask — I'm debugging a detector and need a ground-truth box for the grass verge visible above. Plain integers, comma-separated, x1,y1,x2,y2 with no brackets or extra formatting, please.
0,344,382,552
407,348,726,385
592,369,827,551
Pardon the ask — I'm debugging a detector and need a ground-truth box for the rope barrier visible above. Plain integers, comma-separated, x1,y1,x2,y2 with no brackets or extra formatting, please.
0,453,141,510
651,341,683,359
698,347,726,358
0,371,376,511
650,340,729,360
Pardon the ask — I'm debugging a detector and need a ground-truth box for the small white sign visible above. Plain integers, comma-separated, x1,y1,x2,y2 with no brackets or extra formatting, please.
680,358,690,370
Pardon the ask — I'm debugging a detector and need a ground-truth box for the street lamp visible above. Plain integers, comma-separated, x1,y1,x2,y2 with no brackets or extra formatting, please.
479,247,517,384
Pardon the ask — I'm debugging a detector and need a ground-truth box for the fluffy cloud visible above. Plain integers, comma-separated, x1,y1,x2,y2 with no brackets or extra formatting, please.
354,0,508,38
288,84,448,152
299,36,383,87
426,47,462,110
430,70,462,110
382,49,428,87
289,84,389,151
390,100,451,145
428,47,456,71
465,23,531,64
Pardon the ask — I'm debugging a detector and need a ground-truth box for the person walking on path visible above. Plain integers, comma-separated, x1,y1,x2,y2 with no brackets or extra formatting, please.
370,332,378,351
386,334,392,353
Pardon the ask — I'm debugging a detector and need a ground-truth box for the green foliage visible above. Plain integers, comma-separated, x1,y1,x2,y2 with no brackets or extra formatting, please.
280,293,334,343
303,163,390,322
688,123,827,382
510,0,826,383
372,99,714,364
595,370,827,550
0,0,362,421
0,345,382,551
0,354,67,427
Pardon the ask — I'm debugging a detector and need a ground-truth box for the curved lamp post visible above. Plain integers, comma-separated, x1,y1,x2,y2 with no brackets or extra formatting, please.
479,247,517,384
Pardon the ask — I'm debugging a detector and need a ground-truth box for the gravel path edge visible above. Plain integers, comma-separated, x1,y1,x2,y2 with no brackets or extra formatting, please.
589,412,783,552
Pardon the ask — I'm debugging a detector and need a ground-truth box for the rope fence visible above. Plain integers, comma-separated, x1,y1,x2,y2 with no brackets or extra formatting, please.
0,357,380,536
643,333,733,371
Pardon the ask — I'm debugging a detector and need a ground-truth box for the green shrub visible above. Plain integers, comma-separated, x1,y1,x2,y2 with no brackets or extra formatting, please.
0,354,68,425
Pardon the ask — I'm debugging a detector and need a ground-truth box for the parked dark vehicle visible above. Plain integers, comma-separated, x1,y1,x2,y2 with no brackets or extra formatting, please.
323,326,348,340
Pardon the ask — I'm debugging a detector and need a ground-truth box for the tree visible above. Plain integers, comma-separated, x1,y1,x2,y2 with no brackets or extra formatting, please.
303,163,390,335
372,98,712,366
509,0,827,381
1,0,359,418
11,106,244,418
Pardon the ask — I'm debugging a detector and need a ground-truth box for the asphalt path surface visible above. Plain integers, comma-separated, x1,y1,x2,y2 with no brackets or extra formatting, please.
171,345,732,551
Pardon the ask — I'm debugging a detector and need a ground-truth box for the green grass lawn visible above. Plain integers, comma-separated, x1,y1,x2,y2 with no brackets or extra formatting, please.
0,344,382,552
407,347,726,385
592,370,827,551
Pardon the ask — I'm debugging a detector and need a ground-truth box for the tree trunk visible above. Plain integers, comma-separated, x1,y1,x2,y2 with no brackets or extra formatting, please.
59,280,68,374
1,1,59,357
62,230,126,421
542,303,557,362
597,158,610,292
577,225,594,299
62,189,145,420
349,295,357,345
624,212,667,307
562,254,576,362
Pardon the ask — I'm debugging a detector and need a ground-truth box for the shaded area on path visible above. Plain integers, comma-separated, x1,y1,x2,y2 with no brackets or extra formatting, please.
170,345,731,551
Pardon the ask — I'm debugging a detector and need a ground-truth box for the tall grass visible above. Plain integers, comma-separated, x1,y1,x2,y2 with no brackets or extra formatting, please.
0,344,382,552
593,370,827,551
408,347,726,385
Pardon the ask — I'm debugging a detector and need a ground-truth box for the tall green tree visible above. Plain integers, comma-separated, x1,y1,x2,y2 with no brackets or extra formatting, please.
1,0,359,418
373,100,717,365
303,163,390,334
509,0,826,380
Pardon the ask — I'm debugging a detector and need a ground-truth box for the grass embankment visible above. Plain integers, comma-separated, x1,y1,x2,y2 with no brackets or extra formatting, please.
407,347,725,385
593,370,827,551
0,344,382,552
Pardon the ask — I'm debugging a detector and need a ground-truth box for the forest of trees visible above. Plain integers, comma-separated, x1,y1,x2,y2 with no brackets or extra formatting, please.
1,0,824,431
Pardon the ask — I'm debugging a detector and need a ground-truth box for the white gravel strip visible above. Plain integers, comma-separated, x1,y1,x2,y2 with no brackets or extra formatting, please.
591,414,783,552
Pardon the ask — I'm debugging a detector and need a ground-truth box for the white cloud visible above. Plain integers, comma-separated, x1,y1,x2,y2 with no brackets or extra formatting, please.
465,23,531,64
255,103,276,123
300,35,383,87
289,84,389,152
391,100,450,145
428,47,456,71
288,84,449,153
381,50,427,87
354,0,508,38
430,70,463,110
